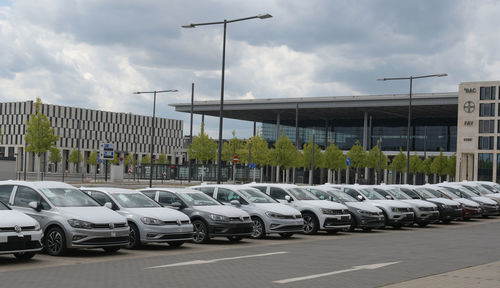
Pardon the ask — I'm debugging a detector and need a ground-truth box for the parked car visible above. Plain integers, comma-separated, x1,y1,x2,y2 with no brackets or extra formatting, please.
139,188,253,243
0,200,43,260
426,184,482,219
305,186,385,231
326,185,414,228
375,185,440,227
81,187,193,248
410,186,463,223
190,184,304,239
0,181,129,256
461,181,500,205
436,183,500,217
245,183,351,234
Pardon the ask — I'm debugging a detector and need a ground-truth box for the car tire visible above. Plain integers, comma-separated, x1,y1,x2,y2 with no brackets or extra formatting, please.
192,220,209,244
45,226,67,256
348,213,357,232
14,252,36,260
167,241,185,247
103,246,121,253
279,233,294,239
382,211,389,227
361,227,372,232
417,222,428,227
127,223,141,249
302,212,319,235
227,236,242,242
250,217,266,239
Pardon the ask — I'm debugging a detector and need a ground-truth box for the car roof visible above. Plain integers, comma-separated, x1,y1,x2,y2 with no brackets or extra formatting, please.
0,180,76,190
82,187,138,194
140,187,202,194
245,183,299,188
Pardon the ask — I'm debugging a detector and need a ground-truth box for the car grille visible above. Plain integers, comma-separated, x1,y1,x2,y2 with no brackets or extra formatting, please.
0,236,41,251
419,207,435,212
79,236,129,246
274,214,302,219
158,233,193,240
330,209,350,215
229,216,251,222
396,208,412,213
0,226,36,232
91,223,127,229
162,220,191,225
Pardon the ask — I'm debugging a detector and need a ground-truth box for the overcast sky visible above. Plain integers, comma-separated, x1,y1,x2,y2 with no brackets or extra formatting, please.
1,0,500,138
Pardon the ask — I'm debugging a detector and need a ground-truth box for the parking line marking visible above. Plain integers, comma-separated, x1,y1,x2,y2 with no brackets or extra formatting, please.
145,251,288,269
273,261,400,284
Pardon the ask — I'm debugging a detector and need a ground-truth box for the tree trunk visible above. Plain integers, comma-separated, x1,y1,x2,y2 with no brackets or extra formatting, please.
338,168,341,184
413,173,417,185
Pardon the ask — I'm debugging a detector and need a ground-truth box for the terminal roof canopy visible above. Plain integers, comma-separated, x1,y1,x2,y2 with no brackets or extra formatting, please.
170,92,458,126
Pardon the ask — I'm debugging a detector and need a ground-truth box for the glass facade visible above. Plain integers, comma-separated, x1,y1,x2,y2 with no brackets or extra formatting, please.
478,153,493,181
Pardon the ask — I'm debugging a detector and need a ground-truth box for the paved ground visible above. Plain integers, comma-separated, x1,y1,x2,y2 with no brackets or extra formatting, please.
1,217,499,288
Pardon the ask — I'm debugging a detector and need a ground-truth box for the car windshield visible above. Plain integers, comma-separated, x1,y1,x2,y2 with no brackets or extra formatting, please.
287,188,318,200
177,192,220,206
434,187,459,199
238,189,277,203
464,184,489,195
399,188,421,199
478,183,499,194
111,193,161,208
40,188,100,207
381,188,411,200
445,186,475,198
307,188,333,201
328,190,358,202
358,188,385,200
414,188,440,199
0,201,9,210
372,188,393,199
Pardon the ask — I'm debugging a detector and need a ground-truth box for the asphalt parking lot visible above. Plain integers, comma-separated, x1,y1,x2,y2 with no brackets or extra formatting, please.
1,217,500,288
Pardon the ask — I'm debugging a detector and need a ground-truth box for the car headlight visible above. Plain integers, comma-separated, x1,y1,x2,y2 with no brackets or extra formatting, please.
209,214,229,222
357,209,374,216
67,219,93,229
141,217,163,225
464,205,478,210
266,211,284,218
34,221,41,231
321,208,336,215
391,207,398,213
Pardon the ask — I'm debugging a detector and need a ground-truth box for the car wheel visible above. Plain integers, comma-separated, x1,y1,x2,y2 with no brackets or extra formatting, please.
348,213,357,232
45,226,67,256
250,217,266,239
362,227,372,232
103,246,121,253
302,212,319,235
442,219,451,224
14,252,36,260
279,233,294,239
417,222,428,227
382,211,389,227
167,241,185,247
227,236,242,242
126,223,141,249
192,220,209,244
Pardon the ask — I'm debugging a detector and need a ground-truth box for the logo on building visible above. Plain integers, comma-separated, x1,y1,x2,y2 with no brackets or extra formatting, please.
464,101,475,113
464,88,476,93
464,121,473,126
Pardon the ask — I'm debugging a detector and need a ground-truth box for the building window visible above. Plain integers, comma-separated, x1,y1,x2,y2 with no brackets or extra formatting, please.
479,120,494,133
478,136,494,150
479,103,495,116
478,153,493,181
480,86,496,100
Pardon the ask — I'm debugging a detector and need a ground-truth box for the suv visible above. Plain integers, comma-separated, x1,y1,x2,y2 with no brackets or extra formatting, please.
82,187,193,248
245,183,351,234
139,188,253,243
436,183,499,217
410,186,463,223
426,184,482,219
0,200,43,260
191,184,304,239
0,181,129,256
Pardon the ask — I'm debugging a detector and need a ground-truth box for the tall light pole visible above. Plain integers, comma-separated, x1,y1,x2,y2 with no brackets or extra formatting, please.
133,89,178,188
377,73,447,184
182,13,272,184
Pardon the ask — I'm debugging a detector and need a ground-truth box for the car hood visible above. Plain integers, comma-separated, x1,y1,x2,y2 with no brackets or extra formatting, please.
126,207,190,221
301,200,348,210
471,196,498,205
399,199,437,208
0,210,38,227
196,205,250,217
454,198,480,207
252,203,301,215
426,198,460,205
57,207,126,223
485,193,500,200
344,202,382,212
370,199,412,208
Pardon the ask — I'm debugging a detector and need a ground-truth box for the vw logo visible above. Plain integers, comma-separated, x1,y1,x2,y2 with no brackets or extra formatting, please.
14,225,22,233
464,101,475,113
176,219,181,226
109,223,115,229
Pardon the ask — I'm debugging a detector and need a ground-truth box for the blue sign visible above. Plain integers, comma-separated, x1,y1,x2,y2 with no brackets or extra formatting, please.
346,157,351,167
249,163,257,169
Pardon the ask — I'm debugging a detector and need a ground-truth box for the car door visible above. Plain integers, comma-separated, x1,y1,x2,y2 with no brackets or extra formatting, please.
157,191,194,217
11,185,52,228
269,187,293,205
141,190,158,202
87,190,119,210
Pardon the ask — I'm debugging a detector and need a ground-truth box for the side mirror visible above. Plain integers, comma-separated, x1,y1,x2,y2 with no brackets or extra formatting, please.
385,195,393,200
104,202,113,209
357,195,365,201
28,201,42,212
285,195,293,203
230,199,241,207
412,196,420,200
328,196,335,202
171,202,183,209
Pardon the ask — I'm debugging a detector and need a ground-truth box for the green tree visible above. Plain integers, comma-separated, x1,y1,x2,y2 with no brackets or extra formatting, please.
110,153,120,165
48,147,61,172
366,145,387,184
87,150,99,181
125,153,136,166
222,131,243,164
447,154,456,179
418,157,433,183
322,142,344,183
409,153,423,185
269,133,297,183
347,140,367,183
68,149,83,172
158,153,169,165
187,123,217,181
24,98,59,177
141,154,151,164
390,148,407,184
238,134,269,167
431,149,448,182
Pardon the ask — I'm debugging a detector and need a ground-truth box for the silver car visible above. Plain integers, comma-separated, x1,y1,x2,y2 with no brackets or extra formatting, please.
0,200,43,260
0,181,129,256
82,187,193,248
191,184,304,239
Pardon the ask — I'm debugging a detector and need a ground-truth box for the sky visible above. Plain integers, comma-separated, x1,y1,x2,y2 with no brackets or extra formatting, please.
1,0,500,139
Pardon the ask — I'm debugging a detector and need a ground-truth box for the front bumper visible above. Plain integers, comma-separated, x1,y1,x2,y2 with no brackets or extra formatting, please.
322,215,351,230
356,214,385,228
68,227,130,248
266,218,304,234
439,206,462,221
415,211,440,224
208,222,253,237
480,205,500,216
142,224,194,243
0,230,43,254
387,212,414,226
462,207,482,219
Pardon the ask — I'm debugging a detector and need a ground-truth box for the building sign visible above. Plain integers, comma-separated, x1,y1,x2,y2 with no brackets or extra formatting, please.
463,138,473,142
464,101,475,113
464,87,476,93
463,120,473,126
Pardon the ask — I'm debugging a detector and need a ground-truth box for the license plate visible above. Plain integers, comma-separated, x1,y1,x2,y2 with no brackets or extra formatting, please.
111,232,116,237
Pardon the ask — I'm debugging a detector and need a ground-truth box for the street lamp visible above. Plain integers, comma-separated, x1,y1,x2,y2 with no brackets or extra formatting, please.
182,13,272,184
133,89,178,188
377,73,447,184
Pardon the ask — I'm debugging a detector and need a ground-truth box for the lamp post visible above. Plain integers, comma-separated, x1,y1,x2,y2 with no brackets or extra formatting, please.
376,73,447,184
133,89,178,188
182,13,272,184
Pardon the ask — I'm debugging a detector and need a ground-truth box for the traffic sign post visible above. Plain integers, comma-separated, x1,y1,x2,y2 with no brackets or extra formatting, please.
233,155,239,164
346,157,351,184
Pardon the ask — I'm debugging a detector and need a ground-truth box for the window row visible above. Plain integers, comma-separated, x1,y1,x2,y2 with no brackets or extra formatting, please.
480,86,497,100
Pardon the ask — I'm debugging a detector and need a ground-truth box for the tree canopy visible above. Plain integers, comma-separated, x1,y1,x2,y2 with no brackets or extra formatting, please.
25,98,59,156
187,123,217,165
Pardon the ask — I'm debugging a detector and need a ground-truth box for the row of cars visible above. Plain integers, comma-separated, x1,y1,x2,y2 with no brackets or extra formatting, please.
0,180,499,260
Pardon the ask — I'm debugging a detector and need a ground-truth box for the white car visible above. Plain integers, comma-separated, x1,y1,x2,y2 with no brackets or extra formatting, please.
471,181,500,204
191,184,304,239
245,183,351,234
0,200,43,260
436,183,499,216
426,184,482,219
82,187,193,248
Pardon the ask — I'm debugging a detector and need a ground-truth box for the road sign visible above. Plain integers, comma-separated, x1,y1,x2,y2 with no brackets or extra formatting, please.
346,157,351,167
233,155,239,164
128,167,132,174
100,143,115,160
249,163,257,169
